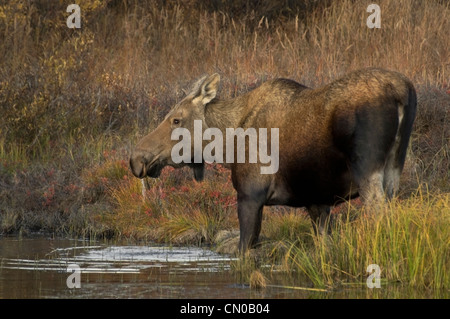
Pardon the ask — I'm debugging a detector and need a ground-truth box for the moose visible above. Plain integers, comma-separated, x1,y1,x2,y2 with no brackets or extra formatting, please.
130,68,417,252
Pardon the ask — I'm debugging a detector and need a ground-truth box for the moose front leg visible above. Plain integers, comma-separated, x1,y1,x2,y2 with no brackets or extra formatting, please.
237,193,265,253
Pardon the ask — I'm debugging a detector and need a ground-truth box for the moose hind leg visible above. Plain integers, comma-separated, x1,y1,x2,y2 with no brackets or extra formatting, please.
359,169,386,211
382,107,408,200
383,151,401,200
237,193,265,253
349,102,398,209
307,205,332,235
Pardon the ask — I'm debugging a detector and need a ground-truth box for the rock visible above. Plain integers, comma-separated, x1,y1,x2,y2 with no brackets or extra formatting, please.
214,230,240,255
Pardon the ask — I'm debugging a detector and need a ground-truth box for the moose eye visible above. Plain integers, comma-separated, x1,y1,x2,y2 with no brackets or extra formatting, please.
173,119,180,125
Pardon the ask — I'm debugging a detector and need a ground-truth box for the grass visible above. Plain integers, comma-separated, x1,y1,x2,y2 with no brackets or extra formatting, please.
0,0,449,292
229,190,449,292
280,190,450,290
106,163,238,242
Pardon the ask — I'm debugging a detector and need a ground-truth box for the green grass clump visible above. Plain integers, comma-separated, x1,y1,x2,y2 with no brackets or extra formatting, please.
282,191,449,290
105,164,238,243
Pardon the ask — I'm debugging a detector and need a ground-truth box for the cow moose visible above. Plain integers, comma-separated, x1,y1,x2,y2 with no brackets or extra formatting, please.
130,68,417,252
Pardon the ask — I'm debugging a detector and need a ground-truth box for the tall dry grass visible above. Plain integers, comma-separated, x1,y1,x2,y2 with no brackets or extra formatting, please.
282,190,450,290
1,0,448,144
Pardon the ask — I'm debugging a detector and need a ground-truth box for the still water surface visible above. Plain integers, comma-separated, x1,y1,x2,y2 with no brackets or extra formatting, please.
0,237,239,298
0,236,444,299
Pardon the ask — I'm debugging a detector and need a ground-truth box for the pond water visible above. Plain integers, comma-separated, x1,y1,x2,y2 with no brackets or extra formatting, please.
0,236,296,299
0,236,444,299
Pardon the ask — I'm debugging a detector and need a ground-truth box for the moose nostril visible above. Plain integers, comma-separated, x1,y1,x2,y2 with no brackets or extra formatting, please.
130,155,147,178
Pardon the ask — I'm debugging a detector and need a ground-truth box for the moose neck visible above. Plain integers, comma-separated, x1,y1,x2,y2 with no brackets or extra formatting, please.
204,96,247,131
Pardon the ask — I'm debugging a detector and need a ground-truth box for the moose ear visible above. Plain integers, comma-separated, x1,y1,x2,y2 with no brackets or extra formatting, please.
190,75,208,96
191,73,220,105
200,73,220,104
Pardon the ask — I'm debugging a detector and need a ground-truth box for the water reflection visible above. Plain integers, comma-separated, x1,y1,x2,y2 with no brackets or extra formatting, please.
0,237,241,298
0,237,446,299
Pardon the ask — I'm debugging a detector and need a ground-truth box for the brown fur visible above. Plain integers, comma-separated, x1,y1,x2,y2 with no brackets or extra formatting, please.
130,68,417,252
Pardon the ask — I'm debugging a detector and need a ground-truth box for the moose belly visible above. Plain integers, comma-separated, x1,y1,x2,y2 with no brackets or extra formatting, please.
266,151,356,207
